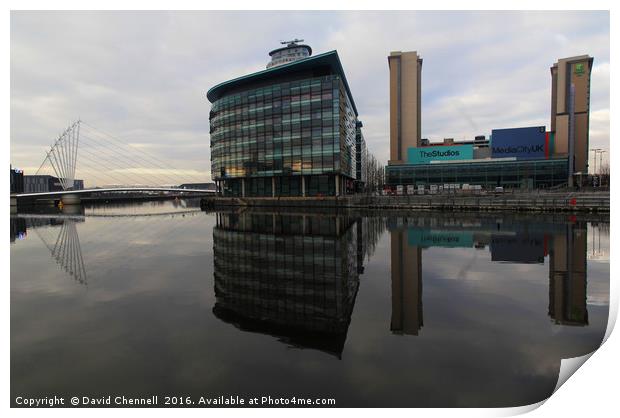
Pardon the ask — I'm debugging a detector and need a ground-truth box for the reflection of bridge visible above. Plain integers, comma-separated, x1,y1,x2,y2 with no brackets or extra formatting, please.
11,207,206,285
32,219,88,285
14,120,213,205
14,209,203,220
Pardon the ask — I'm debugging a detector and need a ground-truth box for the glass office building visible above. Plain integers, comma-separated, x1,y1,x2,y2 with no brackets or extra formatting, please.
207,46,360,197
355,121,367,192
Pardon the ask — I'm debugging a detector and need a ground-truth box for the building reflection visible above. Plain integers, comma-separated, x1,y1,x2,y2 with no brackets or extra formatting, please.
390,228,423,336
212,211,384,357
388,216,592,336
10,216,27,243
548,223,588,325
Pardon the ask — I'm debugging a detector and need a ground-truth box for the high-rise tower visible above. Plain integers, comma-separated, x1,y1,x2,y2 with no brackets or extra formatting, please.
550,55,594,184
388,51,423,164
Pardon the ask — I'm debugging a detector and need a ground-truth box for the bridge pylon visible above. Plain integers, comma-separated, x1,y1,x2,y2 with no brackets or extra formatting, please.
36,120,81,191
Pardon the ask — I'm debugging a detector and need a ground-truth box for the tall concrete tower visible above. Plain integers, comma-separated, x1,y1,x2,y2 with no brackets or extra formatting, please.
388,51,423,165
550,55,594,184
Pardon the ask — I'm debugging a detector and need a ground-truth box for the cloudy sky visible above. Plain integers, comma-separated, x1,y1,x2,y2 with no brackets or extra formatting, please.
10,10,610,184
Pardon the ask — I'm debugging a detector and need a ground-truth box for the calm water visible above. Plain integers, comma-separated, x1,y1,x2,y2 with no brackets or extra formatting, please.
10,200,610,407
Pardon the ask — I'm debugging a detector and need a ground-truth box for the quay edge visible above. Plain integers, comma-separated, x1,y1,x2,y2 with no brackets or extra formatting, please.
200,192,610,214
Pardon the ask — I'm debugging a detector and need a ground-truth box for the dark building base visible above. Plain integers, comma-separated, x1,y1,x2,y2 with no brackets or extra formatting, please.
217,174,354,197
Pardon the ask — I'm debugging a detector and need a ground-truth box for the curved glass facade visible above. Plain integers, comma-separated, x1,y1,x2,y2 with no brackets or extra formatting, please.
210,74,357,196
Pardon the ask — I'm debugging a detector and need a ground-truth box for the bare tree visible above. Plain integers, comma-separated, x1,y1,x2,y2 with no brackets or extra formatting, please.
599,163,610,187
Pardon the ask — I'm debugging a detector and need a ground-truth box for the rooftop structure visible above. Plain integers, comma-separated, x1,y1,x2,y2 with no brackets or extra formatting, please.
267,39,313,69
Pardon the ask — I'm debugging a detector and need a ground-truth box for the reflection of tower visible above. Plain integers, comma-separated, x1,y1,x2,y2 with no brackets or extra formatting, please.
212,212,361,357
548,223,588,325
390,228,423,335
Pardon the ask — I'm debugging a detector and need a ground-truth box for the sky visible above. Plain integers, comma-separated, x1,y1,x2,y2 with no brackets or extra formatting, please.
10,10,610,184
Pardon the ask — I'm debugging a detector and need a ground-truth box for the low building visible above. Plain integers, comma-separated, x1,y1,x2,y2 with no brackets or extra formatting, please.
73,179,85,190
10,166,24,194
178,182,216,191
24,175,84,193
387,127,568,189
24,175,63,193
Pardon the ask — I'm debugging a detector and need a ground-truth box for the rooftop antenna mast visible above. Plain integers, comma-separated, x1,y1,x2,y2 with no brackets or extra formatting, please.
281,38,304,45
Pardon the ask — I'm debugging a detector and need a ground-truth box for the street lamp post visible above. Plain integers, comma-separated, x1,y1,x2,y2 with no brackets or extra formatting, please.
589,148,606,187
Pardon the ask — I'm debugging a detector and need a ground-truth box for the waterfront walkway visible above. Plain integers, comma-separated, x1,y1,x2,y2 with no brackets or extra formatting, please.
201,191,610,213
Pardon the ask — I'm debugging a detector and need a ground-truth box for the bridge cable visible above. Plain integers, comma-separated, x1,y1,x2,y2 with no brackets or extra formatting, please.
78,131,189,186
74,148,156,188
78,134,180,186
80,122,207,184
77,139,177,187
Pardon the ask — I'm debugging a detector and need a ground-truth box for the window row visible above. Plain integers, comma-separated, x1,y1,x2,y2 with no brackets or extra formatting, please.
212,76,342,111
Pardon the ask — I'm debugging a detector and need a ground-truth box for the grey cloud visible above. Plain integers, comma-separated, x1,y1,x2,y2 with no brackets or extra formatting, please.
11,11,609,181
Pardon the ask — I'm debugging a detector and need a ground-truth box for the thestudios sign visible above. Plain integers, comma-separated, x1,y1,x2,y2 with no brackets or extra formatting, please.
407,144,473,165
408,229,474,248
491,126,547,160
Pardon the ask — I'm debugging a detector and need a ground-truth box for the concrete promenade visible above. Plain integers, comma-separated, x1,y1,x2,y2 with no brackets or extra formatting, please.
201,191,610,213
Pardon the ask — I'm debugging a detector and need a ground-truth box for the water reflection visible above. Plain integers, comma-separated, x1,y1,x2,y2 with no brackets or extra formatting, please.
390,229,423,335
10,205,204,286
35,218,88,285
10,216,27,242
548,225,588,325
388,215,589,334
11,215,87,284
212,211,385,357
10,203,608,407
12,209,595,336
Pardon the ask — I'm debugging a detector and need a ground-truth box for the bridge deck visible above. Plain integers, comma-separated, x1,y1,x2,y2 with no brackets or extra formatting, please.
14,187,216,198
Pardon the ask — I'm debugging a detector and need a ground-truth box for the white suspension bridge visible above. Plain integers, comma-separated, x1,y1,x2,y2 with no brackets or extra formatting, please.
14,120,216,205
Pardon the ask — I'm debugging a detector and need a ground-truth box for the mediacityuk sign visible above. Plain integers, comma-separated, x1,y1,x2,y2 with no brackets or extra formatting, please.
491,126,547,160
